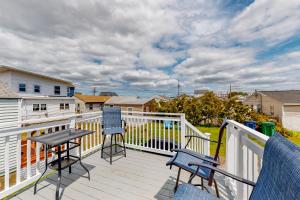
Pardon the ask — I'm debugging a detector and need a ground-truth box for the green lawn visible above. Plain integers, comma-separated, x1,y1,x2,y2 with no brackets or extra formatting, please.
196,126,226,161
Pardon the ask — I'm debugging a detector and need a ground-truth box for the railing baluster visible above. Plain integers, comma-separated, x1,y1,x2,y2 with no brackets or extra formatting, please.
154,120,157,149
163,120,166,150
158,120,161,150
146,119,149,148
172,121,175,150
150,120,153,148
16,134,21,184
168,123,170,151
36,130,40,174
26,132,31,179
81,121,84,153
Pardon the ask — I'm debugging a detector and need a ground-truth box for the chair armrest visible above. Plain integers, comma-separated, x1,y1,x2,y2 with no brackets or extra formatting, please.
188,162,256,187
122,119,127,127
170,149,220,165
185,135,220,143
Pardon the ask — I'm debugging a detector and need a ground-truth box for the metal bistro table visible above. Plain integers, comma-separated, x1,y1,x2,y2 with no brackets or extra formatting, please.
28,129,94,200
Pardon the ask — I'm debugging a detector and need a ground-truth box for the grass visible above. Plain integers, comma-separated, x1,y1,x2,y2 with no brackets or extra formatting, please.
196,126,226,161
288,132,300,146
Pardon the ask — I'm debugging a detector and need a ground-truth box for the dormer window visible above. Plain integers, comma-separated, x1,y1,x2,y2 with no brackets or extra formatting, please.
34,85,40,93
19,83,26,92
54,86,61,95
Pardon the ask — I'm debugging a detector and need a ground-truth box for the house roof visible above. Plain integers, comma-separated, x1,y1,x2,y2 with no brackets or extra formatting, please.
0,65,74,86
105,96,153,105
75,93,111,103
0,82,20,99
259,90,300,104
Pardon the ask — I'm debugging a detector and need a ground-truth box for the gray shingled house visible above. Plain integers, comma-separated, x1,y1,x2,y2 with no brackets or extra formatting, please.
244,90,300,131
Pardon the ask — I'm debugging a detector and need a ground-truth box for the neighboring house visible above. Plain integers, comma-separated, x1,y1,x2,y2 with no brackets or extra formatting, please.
74,93,111,113
194,89,209,97
0,82,21,176
0,66,76,121
104,96,157,113
244,90,300,131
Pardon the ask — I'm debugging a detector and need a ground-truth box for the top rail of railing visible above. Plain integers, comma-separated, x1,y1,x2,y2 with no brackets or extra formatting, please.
226,119,269,143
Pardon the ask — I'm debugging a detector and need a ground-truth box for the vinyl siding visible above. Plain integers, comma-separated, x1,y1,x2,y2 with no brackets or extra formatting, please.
21,98,75,120
0,99,20,175
9,71,71,96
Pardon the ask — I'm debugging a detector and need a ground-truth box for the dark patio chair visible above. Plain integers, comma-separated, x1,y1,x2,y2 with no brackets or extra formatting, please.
101,107,127,164
174,133,300,200
166,121,228,197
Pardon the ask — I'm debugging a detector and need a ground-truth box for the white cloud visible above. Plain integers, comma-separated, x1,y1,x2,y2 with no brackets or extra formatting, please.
0,0,299,96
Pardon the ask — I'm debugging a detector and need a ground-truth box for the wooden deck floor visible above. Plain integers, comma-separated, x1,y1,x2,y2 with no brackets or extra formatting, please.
9,149,233,200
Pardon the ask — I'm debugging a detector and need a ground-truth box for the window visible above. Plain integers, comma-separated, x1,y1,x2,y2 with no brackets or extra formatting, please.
60,103,65,110
41,104,47,111
19,83,26,92
34,85,40,93
54,86,61,95
128,107,133,115
60,103,70,110
67,87,75,97
33,104,40,111
89,104,93,110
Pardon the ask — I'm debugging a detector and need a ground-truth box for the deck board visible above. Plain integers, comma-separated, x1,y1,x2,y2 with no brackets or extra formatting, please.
9,149,233,200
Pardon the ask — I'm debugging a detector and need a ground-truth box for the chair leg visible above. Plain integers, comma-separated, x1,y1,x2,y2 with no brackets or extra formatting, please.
110,135,113,164
201,177,204,190
174,168,181,192
101,134,106,158
114,134,117,153
120,133,126,157
214,179,220,198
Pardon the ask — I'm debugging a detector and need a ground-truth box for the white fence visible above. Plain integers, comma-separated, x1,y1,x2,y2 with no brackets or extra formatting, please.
225,120,269,200
0,111,210,198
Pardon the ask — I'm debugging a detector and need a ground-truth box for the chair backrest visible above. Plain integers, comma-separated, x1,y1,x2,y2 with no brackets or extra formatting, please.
102,107,122,129
213,121,228,161
250,133,300,200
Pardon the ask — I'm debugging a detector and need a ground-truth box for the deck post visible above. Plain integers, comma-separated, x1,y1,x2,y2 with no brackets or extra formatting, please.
180,114,186,149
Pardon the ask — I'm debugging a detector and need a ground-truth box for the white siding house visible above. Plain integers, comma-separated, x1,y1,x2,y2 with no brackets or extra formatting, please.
0,66,76,121
0,82,21,176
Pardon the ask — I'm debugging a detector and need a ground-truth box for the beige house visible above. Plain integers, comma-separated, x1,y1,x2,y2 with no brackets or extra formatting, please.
74,93,111,113
104,96,157,113
244,90,300,131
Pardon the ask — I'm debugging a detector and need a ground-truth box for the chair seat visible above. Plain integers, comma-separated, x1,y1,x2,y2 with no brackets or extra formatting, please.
167,151,213,179
103,127,125,135
174,184,218,200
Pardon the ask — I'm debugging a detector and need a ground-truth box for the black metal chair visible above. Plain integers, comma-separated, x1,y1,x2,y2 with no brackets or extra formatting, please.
174,133,300,200
166,121,228,197
101,107,127,164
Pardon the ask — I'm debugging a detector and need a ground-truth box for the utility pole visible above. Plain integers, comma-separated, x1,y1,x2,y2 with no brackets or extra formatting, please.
92,87,96,96
229,83,232,99
177,79,180,97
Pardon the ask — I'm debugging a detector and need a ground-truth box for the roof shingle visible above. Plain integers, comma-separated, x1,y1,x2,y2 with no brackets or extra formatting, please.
260,90,300,104
75,93,111,103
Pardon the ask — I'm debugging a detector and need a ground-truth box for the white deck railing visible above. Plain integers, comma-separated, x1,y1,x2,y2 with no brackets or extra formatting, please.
0,111,210,198
225,120,269,200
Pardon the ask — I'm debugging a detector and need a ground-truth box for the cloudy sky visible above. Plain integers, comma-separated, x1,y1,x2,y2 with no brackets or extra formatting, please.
0,0,300,96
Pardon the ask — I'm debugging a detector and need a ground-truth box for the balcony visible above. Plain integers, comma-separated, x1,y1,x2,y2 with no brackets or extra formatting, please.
0,111,268,200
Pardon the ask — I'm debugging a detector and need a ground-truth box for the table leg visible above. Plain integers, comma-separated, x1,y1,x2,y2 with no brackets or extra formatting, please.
34,144,48,194
56,145,62,200
78,137,90,180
